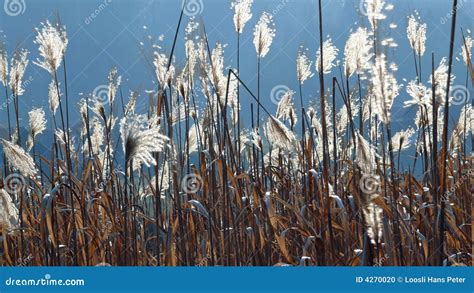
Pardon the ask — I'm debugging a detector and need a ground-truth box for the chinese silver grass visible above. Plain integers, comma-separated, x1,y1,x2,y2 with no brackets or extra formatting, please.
355,132,378,174
264,116,296,150
33,21,68,74
316,38,338,74
55,128,76,155
0,138,37,177
0,189,19,230
231,0,253,34
27,107,47,151
0,44,7,87
429,57,455,104
407,13,427,57
107,67,121,105
461,36,472,66
404,80,430,108
276,89,297,125
124,90,138,117
120,114,169,168
363,195,383,244
296,46,313,84
365,0,386,30
8,48,29,96
450,104,472,149
391,127,415,152
48,79,60,114
253,12,276,58
344,27,373,77
153,47,175,89
83,116,104,156
371,54,399,125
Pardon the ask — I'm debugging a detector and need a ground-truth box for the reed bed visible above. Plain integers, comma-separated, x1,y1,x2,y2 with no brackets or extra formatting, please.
0,0,472,266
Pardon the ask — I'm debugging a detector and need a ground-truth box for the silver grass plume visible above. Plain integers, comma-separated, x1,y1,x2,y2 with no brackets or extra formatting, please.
231,0,253,34
124,90,138,117
344,27,373,77
153,46,175,89
107,67,121,105
253,12,276,58
120,114,169,168
429,57,455,104
0,44,7,87
9,48,29,96
316,38,338,74
0,138,37,177
48,79,60,114
407,13,427,57
391,127,415,152
33,21,68,74
264,116,296,150
355,132,378,174
27,107,47,151
55,128,76,155
404,80,430,108
371,54,399,125
296,46,313,84
365,0,386,30
276,89,297,125
363,195,383,244
0,189,19,230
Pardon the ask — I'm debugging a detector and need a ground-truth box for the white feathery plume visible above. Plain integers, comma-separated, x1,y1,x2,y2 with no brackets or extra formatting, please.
84,116,104,155
0,189,19,230
365,0,386,30
124,90,138,117
407,13,427,56
0,44,7,87
296,46,313,84
107,67,121,105
33,21,68,74
355,132,378,174
344,27,373,77
231,0,253,34
371,54,399,125
0,138,37,177
120,114,169,168
264,116,296,150
9,48,29,96
153,48,175,89
363,196,383,244
404,80,430,108
48,79,60,114
276,89,297,124
55,128,76,155
253,12,276,58
316,38,338,74
391,127,415,152
429,57,455,104
27,108,47,151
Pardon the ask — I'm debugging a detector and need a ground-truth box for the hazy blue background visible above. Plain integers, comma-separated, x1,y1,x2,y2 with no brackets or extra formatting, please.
0,0,472,165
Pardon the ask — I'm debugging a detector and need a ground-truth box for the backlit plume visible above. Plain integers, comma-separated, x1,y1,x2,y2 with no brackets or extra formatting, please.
253,12,276,58
231,0,253,34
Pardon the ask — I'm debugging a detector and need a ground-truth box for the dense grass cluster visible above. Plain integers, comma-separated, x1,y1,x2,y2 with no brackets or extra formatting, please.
0,0,472,266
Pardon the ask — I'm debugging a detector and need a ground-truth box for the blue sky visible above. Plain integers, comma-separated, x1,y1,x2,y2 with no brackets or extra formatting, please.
0,0,472,135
